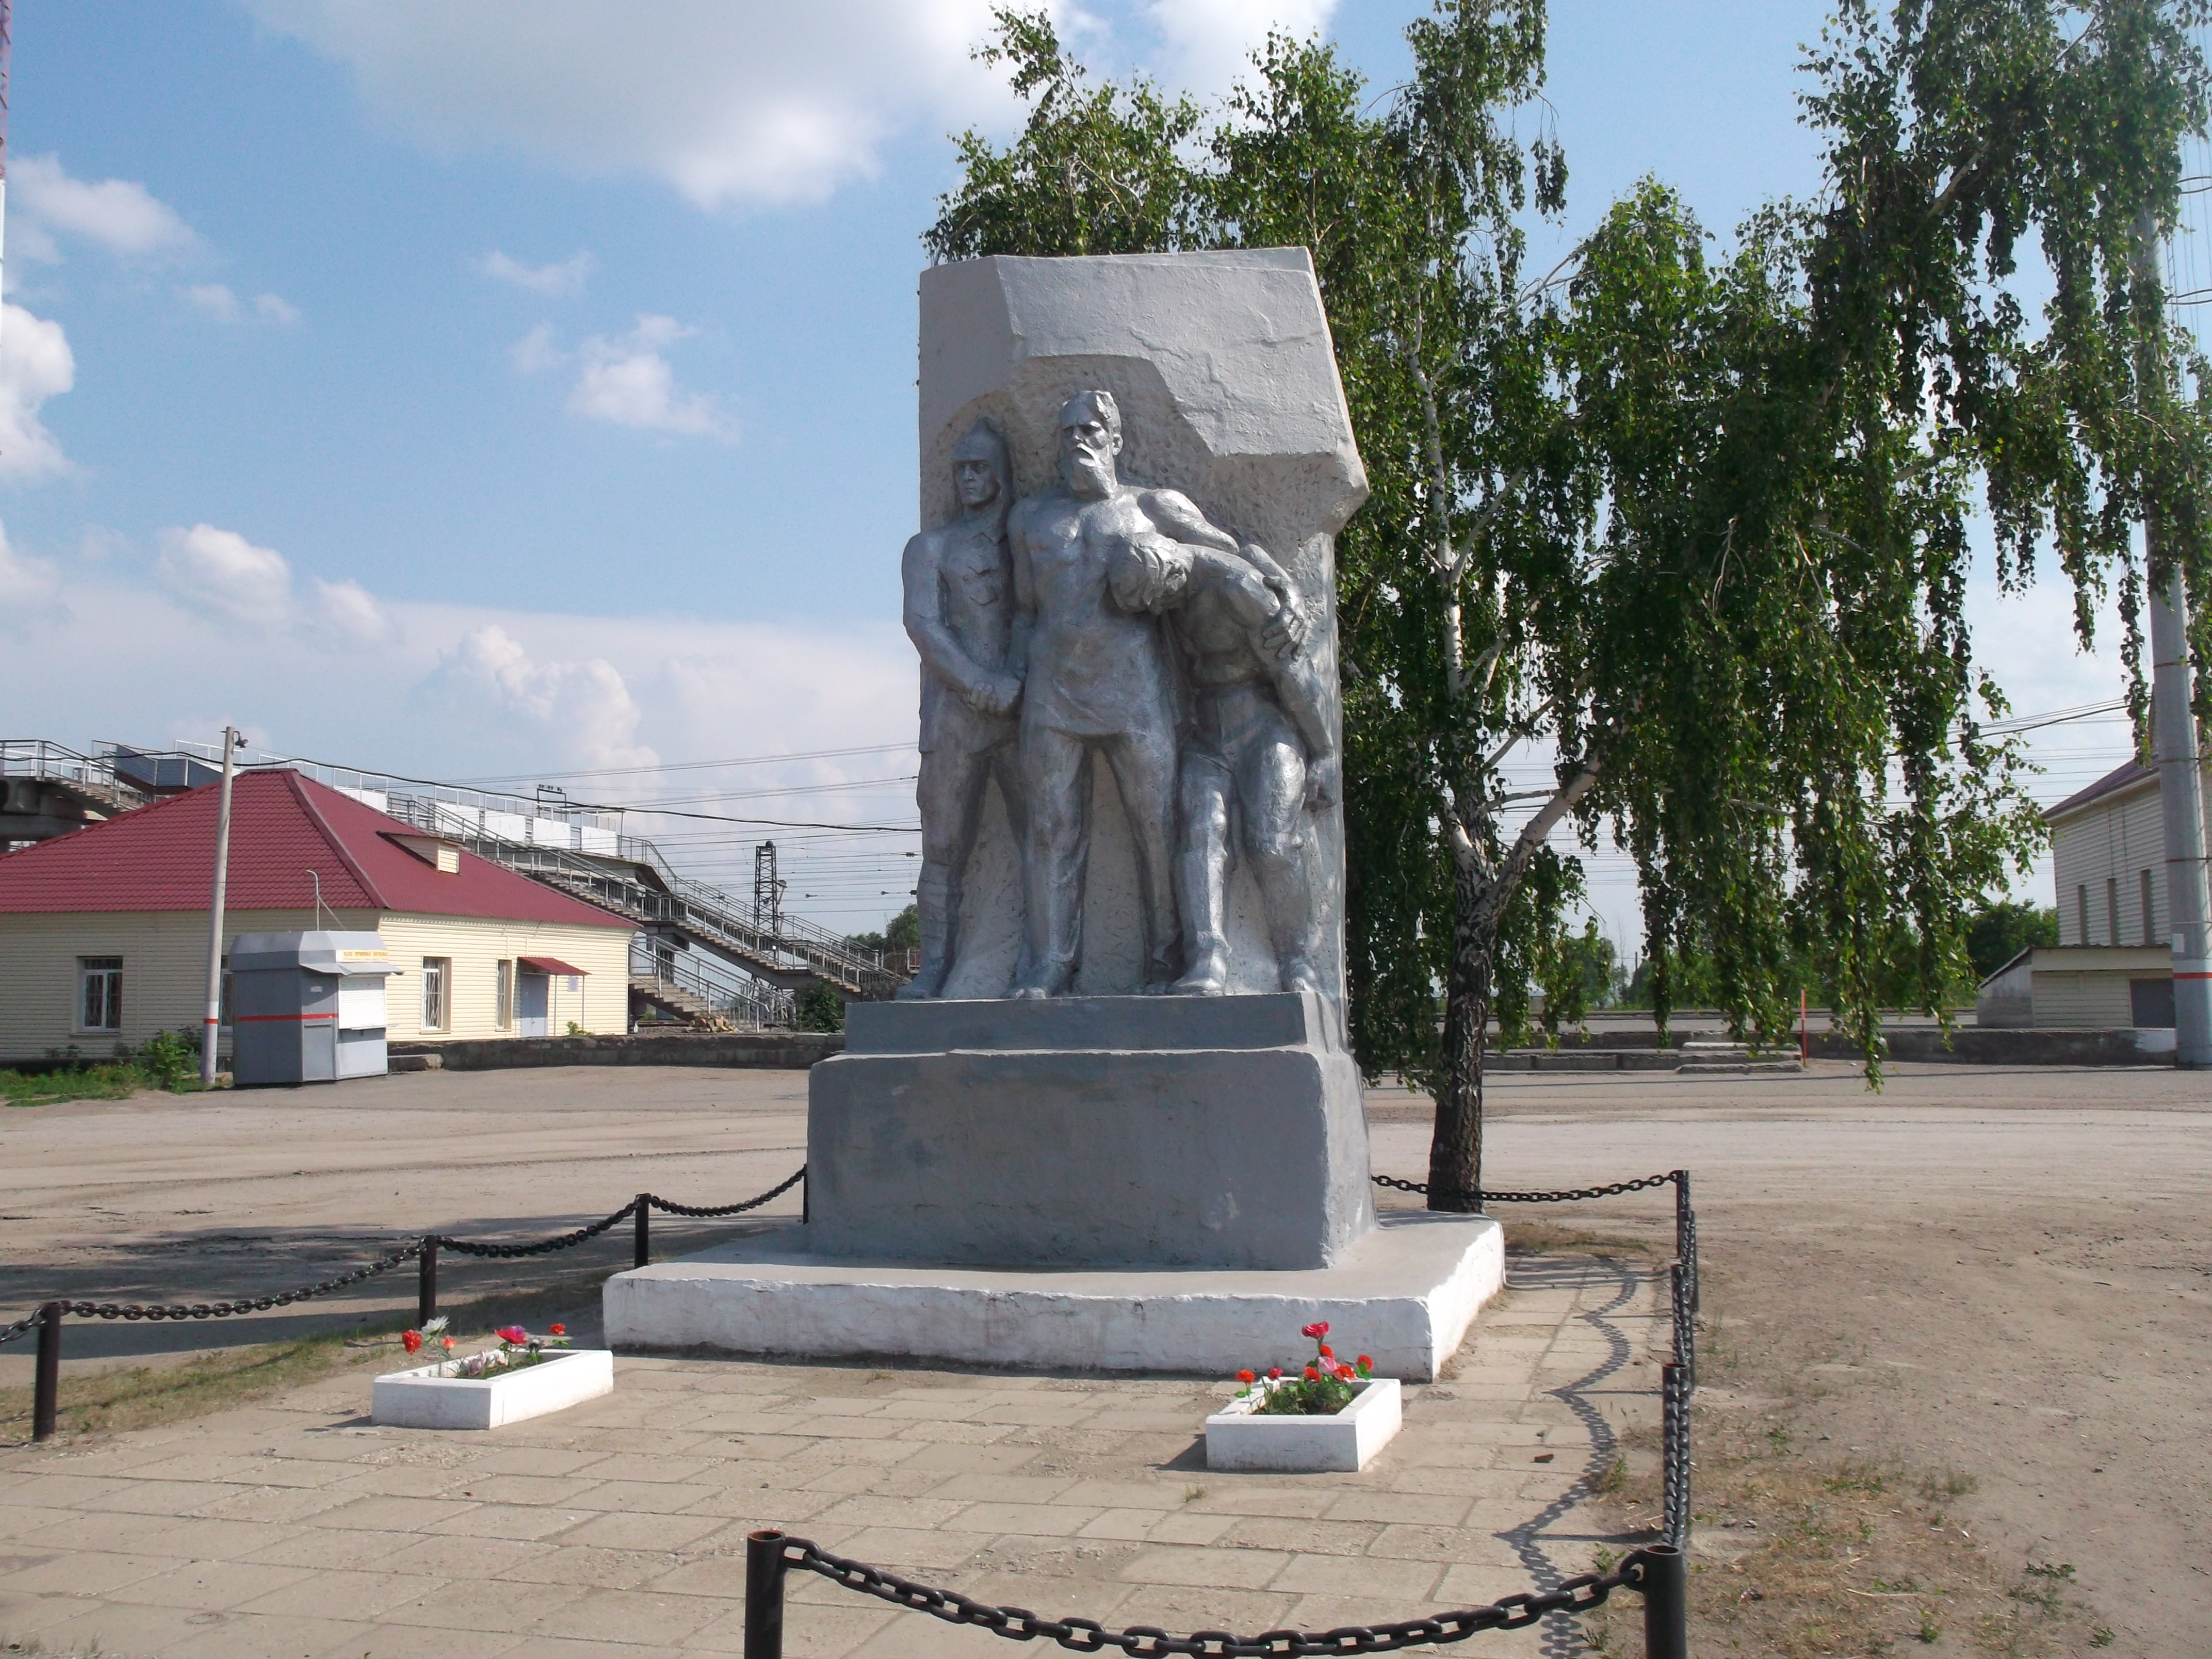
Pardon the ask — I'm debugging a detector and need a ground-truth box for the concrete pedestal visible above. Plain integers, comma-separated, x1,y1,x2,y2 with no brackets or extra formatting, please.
806,993,1376,1271
601,1210,1501,1381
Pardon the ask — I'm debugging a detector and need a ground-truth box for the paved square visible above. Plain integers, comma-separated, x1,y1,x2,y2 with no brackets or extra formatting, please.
0,1254,1663,1657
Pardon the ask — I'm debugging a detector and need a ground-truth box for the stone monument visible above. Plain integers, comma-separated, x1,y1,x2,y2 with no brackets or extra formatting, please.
604,251,1502,1377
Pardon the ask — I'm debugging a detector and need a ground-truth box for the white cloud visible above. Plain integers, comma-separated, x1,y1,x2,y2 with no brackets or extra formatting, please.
245,0,1017,209
12,154,197,259
312,576,398,645
0,523,60,617
186,283,241,319
509,322,565,374
478,249,594,296
155,524,295,625
567,314,734,438
0,303,76,482
185,285,302,326
420,623,659,770
1142,0,1338,100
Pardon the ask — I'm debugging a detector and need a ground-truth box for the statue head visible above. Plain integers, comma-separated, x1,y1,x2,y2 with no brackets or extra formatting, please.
1108,534,1193,615
1058,389,1122,500
952,416,1011,514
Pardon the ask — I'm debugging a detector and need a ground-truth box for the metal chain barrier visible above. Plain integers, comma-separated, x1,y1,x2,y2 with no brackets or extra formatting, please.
750,1531,1673,1658
8,1167,808,1440
1371,1170,1679,1205
57,1243,423,1322
646,1167,807,1217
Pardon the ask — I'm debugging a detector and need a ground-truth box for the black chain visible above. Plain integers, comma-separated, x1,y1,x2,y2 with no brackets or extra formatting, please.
0,1310,41,1347
646,1166,806,1217
430,1200,640,1259
1662,1360,1692,1549
780,1535,1651,1655
1372,1171,1679,1205
58,1242,421,1322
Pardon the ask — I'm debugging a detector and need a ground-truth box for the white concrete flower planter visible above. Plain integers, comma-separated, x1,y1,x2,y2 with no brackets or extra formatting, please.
371,1348,614,1429
1205,1377,1402,1472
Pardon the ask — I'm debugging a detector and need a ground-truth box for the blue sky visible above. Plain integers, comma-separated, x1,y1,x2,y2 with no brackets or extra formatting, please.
1,1,2133,933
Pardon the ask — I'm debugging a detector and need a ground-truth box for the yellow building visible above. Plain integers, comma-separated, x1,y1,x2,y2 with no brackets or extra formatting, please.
0,769,634,1063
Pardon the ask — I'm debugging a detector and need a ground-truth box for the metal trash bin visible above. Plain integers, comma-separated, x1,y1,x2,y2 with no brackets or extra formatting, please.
230,931,396,1086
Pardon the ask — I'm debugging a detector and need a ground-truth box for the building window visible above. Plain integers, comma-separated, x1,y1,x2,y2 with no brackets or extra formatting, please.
496,959,514,1029
422,958,450,1032
2076,885,2089,946
2143,869,2157,948
78,957,122,1032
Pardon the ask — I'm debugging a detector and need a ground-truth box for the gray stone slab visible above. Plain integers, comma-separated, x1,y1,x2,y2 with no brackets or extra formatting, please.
806,994,1374,1271
602,1211,1502,1382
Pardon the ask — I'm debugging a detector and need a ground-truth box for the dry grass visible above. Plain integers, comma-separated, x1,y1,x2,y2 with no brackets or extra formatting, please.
1574,1261,2103,1657
1503,1218,1654,1256
0,1271,611,1443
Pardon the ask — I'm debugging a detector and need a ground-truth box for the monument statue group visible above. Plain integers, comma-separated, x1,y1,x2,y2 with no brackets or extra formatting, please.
604,251,1503,1379
902,391,1337,1003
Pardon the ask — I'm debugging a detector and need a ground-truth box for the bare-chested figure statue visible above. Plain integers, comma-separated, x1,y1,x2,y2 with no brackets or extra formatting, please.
898,417,1026,1000
1109,537,1337,996
1007,389,1309,998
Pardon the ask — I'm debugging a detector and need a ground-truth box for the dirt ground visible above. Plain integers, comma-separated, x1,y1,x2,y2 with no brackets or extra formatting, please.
2,1058,2205,1653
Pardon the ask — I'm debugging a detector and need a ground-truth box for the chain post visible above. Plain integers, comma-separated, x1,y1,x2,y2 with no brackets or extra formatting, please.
1639,1542,1688,1659
634,1196,650,1270
417,1239,438,1327
745,1528,788,1659
32,1302,61,1441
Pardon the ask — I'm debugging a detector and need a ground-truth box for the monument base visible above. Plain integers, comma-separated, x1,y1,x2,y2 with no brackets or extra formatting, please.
601,1210,1501,1381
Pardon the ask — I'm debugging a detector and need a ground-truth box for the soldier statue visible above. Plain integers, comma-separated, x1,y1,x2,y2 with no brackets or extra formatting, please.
897,417,1026,999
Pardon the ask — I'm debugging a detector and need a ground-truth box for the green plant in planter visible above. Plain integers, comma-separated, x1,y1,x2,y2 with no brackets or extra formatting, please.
1230,1323,1374,1417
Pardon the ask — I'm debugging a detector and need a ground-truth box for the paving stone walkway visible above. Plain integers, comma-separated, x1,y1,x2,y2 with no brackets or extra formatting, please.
0,1254,1664,1659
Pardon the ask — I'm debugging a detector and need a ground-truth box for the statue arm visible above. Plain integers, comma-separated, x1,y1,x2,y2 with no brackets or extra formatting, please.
902,531,1014,712
1205,556,1337,807
1142,489,1311,657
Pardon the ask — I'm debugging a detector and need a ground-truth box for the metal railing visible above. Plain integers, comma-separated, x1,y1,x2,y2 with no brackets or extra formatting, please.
630,937,797,1030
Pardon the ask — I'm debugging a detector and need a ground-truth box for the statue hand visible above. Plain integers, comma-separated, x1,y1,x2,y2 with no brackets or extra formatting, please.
1262,592,1314,659
1303,756,1340,811
970,673,1022,718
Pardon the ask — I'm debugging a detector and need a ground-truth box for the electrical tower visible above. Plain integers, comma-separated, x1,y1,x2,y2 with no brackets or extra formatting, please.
754,841,784,935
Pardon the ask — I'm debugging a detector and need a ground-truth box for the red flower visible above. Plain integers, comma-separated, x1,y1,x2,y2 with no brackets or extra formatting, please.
1300,1321,1330,1340
549,1323,566,1337
1337,1363,1357,1381
1304,1365,1320,1381
441,1336,456,1350
495,1325,529,1345
1356,1355,1373,1370
1318,1344,1334,1360
401,1330,423,1356
1267,1368,1282,1380
1237,1370,1256,1384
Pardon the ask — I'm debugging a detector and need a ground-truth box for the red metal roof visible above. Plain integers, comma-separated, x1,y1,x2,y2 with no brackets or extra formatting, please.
2045,757,2155,823
0,769,630,928
518,955,589,975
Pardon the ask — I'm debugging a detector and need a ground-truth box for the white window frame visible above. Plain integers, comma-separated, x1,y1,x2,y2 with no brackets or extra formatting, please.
496,959,514,1029
78,957,123,1033
421,957,450,1032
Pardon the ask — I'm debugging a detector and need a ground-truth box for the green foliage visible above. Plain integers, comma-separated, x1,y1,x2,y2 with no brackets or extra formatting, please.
847,904,921,956
136,1028,197,1092
1965,899,2057,981
929,3,2212,1130
793,980,845,1033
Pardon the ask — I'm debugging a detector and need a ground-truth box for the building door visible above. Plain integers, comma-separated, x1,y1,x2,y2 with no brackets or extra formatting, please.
518,972,550,1037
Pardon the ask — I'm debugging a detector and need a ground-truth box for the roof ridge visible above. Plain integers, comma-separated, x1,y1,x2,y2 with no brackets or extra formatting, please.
284,771,388,909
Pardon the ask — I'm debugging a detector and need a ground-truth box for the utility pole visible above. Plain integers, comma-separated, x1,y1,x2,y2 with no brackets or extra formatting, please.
200,728,244,1088
2137,206,2212,1066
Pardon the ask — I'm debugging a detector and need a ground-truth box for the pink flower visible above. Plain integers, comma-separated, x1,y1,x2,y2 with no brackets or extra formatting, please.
401,1330,423,1356
496,1326,529,1345
1300,1321,1330,1340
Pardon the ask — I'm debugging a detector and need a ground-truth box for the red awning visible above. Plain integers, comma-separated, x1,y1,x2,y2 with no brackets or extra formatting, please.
518,956,588,975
